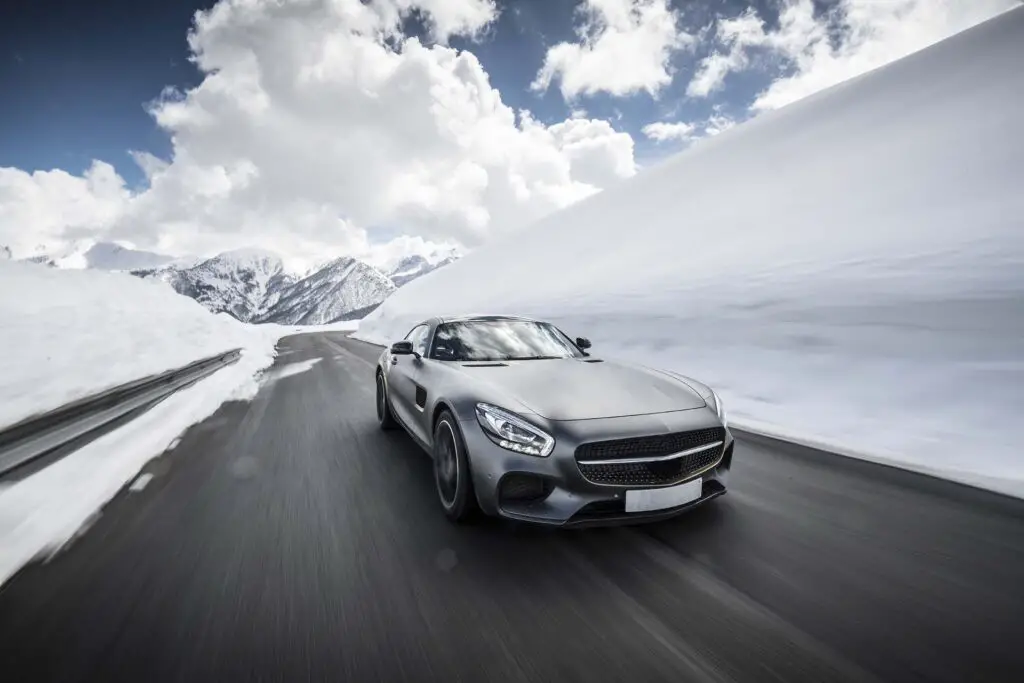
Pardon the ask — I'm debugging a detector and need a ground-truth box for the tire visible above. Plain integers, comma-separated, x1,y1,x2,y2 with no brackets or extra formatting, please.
433,410,477,523
376,371,397,430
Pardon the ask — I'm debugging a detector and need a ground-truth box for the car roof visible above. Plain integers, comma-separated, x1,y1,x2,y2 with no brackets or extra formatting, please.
434,313,543,324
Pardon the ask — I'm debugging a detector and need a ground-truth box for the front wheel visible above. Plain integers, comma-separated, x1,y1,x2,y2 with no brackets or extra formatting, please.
376,372,397,430
433,410,477,523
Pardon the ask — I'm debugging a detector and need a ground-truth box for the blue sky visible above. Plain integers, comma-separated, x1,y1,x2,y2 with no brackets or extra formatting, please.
2,0,1011,266
1,0,790,186
1,0,209,187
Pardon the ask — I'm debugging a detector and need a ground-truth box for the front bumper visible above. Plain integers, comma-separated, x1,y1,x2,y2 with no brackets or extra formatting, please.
460,408,733,527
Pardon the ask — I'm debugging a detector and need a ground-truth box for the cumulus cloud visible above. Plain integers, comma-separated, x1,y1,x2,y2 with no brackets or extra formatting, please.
686,9,764,97
641,121,696,143
688,0,1017,110
531,0,693,99
0,162,130,256
0,0,636,268
390,0,498,43
641,112,736,147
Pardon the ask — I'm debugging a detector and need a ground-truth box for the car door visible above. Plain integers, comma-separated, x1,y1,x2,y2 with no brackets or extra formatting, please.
388,324,429,431
404,324,440,444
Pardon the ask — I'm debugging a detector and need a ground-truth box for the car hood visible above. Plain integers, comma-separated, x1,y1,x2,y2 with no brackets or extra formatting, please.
453,358,708,421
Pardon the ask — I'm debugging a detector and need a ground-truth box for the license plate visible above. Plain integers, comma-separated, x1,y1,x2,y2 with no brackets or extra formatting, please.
625,478,702,513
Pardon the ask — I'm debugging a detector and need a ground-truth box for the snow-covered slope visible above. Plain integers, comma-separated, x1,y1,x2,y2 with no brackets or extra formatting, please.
18,240,178,271
0,259,279,430
356,9,1024,497
80,242,175,271
256,257,396,324
389,251,460,287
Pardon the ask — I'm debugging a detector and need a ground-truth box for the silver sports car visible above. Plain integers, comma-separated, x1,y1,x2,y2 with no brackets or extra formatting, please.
374,314,733,527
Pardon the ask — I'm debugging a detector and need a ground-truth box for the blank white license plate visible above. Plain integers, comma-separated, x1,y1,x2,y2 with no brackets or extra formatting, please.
625,478,702,513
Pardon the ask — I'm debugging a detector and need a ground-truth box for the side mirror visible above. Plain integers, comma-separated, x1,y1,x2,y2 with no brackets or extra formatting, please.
391,340,414,355
576,337,592,350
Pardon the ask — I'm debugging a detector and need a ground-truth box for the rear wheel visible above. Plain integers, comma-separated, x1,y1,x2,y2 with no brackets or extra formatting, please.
433,410,477,523
376,371,397,430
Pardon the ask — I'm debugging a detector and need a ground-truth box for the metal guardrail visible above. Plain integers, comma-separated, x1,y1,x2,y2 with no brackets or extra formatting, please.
0,349,242,479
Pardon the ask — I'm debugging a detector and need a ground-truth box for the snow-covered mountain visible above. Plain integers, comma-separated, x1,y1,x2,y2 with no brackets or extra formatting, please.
255,257,396,324
0,246,11,260
81,242,175,271
388,251,460,287
15,240,174,270
135,249,296,323
21,240,457,323
132,250,398,323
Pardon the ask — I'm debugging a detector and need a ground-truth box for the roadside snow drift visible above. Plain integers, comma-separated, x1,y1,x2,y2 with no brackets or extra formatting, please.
356,9,1024,497
0,260,285,585
0,260,279,429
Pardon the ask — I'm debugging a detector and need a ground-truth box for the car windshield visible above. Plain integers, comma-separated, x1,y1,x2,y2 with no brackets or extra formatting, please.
430,320,584,362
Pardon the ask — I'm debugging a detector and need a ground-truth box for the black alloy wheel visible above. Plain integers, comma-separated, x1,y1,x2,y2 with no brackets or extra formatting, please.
433,411,477,522
376,372,396,430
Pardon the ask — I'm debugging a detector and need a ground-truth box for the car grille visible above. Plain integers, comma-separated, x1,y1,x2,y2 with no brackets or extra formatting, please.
575,427,726,486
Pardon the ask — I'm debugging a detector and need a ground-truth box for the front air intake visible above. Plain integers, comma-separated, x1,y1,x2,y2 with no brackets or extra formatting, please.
575,427,726,486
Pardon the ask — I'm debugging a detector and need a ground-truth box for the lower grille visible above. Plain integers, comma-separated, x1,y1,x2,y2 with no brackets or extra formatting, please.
575,427,726,486
499,474,552,503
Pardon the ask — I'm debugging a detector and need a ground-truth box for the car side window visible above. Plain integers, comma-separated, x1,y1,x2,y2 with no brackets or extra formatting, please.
413,326,431,357
405,324,430,356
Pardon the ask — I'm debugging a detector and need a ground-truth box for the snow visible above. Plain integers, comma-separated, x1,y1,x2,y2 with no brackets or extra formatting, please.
255,257,395,324
0,262,363,586
0,260,274,429
81,242,175,271
128,473,154,492
12,239,175,271
388,251,462,287
263,357,322,383
355,9,1024,498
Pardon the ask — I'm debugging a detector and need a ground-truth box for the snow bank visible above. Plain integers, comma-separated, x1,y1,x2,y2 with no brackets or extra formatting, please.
356,10,1024,497
0,260,278,429
0,260,287,585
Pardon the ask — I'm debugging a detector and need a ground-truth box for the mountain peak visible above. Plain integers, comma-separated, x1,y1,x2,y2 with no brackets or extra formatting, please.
83,242,175,271
208,248,284,270
389,250,461,287
254,255,396,325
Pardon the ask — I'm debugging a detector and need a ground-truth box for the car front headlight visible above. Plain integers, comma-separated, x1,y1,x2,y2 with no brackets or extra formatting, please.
708,390,728,428
475,403,555,457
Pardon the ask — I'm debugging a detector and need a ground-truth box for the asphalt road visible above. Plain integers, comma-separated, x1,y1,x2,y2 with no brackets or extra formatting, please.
1,332,1022,683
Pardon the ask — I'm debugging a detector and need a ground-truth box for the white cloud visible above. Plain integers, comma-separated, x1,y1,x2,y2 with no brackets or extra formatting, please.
0,162,130,256
390,0,498,43
531,0,693,99
686,9,764,97
641,113,736,147
0,0,636,267
641,121,696,143
702,113,736,137
687,0,1017,111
